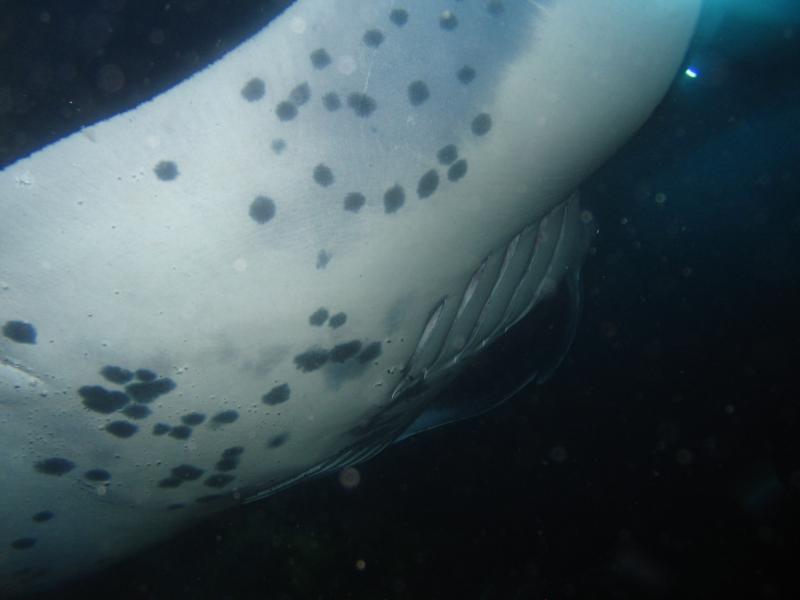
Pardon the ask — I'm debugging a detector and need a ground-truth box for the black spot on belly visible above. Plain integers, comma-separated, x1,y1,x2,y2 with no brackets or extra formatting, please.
79,386,129,414
358,341,383,363
205,474,235,489
249,195,276,224
35,457,75,476
417,169,439,199
154,160,179,181
100,365,133,384
294,348,329,372
316,250,331,269
195,494,225,504
11,538,36,550
262,383,290,405
408,81,430,106
271,139,287,154
276,101,297,121
347,93,377,118
313,164,334,187
329,312,347,328
241,78,266,101
172,464,204,481
310,48,331,69
330,340,362,363
437,144,458,165
158,477,182,489
322,92,341,111
216,458,238,471
2,320,36,344
212,410,239,424
181,412,206,426
363,29,384,48
126,378,176,403
344,192,366,212
488,0,505,15
122,404,151,420
153,423,171,436
390,8,408,26
135,369,157,382
169,425,192,440
84,469,111,482
309,307,329,326
223,446,244,457
106,420,138,438
471,113,493,136
383,184,405,214
289,82,311,106
457,65,476,84
447,159,468,182
268,432,289,448
32,511,54,523
439,11,458,30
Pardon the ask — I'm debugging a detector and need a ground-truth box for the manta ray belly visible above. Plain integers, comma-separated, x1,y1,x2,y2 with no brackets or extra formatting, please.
0,0,700,594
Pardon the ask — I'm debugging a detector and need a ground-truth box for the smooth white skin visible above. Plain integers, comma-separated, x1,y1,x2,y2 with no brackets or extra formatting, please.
0,0,700,593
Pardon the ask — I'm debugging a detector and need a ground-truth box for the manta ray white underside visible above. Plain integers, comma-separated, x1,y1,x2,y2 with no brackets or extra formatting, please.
0,0,700,594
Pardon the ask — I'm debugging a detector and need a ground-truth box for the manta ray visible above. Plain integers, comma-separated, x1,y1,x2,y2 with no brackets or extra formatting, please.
0,0,700,594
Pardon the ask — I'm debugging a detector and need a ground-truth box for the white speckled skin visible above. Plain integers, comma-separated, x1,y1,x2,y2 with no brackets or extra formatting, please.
0,0,700,593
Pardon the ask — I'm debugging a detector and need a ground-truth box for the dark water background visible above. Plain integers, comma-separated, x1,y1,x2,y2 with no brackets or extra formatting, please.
2,1,799,598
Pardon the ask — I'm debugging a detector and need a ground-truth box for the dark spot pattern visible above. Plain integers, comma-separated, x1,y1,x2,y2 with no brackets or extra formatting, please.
417,169,439,199
294,348,330,372
276,101,297,121
249,195,276,224
223,446,244,458
172,464,204,481
126,378,176,403
153,423,171,436
168,425,192,440
35,457,75,476
347,93,377,118
358,341,383,363
2,320,36,344
344,192,366,212
317,250,331,269
205,474,235,489
408,80,430,106
84,469,111,482
241,78,265,101
313,164,334,187
216,458,238,472
309,308,329,326
457,65,476,84
158,477,182,489
122,404,151,420
322,92,341,111
471,113,493,136
100,365,133,384
154,160,178,181
11,538,36,550
363,29,384,48
310,48,331,69
330,340,363,363
195,494,225,504
212,410,239,424
448,159,468,182
329,312,347,328
437,144,458,165
390,8,408,26
181,412,206,426
80,386,129,414
488,0,505,15
439,11,458,30
268,432,289,449
106,420,138,438
383,184,405,214
262,383,290,405
271,139,286,154
135,369,156,382
289,82,311,106
32,511,54,523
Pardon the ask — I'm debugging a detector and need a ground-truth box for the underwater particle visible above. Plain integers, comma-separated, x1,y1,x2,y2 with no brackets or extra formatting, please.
100,365,134,384
309,307,329,326
329,312,347,328
417,169,439,199
347,93,377,117
310,48,331,69
106,420,138,438
339,466,361,489
471,113,492,136
262,383,291,405
275,101,297,121
289,82,311,105
344,192,366,212
32,511,54,522
447,159,468,182
313,164,334,187
153,160,178,181
2,320,37,344
249,195,276,224
383,184,405,214
363,29,384,48
181,412,206,426
79,385,130,414
34,457,75,476
168,425,192,440
322,92,341,111
407,80,430,106
294,348,330,372
390,8,408,27
211,410,239,424
457,65,476,84
84,469,111,482
241,78,266,101
549,446,568,463
439,11,458,30
11,538,36,550
355,558,367,571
